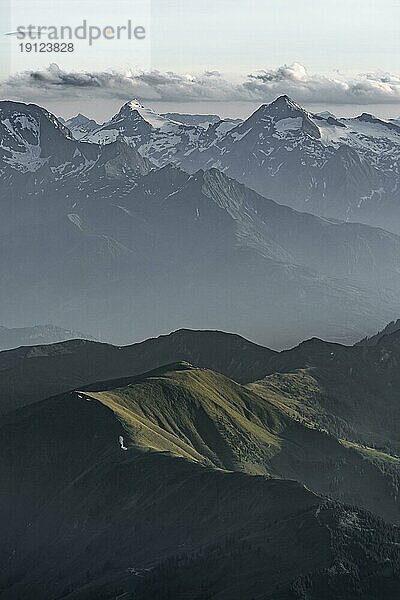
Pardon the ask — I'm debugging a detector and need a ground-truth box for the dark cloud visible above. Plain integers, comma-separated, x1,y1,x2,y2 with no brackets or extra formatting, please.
2,62,400,105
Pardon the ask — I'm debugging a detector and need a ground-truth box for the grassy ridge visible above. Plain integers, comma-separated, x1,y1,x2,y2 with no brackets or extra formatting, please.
80,364,400,523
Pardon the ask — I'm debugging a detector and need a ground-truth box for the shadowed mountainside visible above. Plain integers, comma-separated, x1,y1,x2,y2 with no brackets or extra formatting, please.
1,362,400,600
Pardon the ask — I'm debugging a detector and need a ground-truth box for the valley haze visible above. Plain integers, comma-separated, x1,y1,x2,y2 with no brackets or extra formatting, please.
1,93,400,348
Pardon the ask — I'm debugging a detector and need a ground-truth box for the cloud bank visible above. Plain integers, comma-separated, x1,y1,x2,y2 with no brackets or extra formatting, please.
3,62,400,106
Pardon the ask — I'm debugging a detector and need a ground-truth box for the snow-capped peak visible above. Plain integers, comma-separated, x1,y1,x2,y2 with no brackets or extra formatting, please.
121,100,175,129
242,95,321,139
268,94,303,111
126,99,145,110
249,95,309,123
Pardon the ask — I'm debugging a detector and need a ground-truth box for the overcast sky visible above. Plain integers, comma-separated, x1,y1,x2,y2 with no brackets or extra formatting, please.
1,0,400,120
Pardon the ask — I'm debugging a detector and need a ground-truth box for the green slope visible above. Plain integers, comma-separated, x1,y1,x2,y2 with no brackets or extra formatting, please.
257,335,400,453
3,325,400,464
1,367,399,600
80,363,400,524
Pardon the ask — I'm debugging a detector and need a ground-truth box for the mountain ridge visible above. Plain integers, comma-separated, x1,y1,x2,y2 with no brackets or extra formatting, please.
2,324,400,459
1,359,400,599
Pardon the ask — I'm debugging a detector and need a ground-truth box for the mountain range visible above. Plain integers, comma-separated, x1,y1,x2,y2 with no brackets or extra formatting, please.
1,327,400,599
1,98,400,347
3,326,400,453
79,95,400,235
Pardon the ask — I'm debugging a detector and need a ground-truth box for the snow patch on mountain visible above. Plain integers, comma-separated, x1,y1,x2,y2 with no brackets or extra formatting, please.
4,145,46,173
275,117,303,132
119,435,128,450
